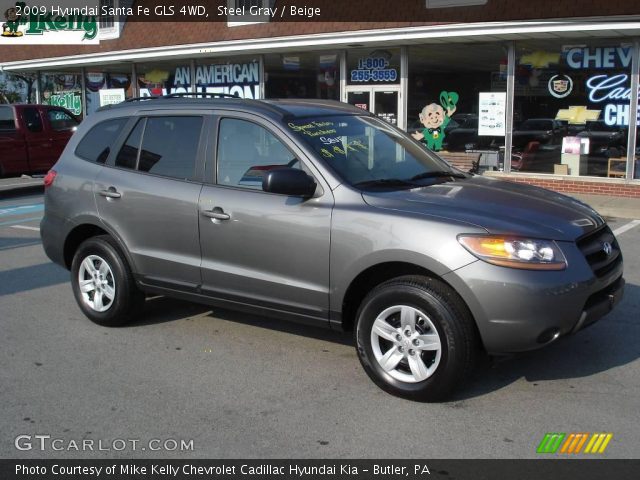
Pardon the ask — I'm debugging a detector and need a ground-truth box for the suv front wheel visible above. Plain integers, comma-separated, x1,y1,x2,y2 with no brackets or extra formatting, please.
71,235,144,326
355,275,477,401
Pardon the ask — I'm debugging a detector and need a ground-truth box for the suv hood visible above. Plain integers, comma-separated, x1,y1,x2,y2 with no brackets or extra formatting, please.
361,176,604,241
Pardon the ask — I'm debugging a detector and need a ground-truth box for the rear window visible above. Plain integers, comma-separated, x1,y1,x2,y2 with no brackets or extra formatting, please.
75,118,127,164
0,106,15,131
48,109,78,131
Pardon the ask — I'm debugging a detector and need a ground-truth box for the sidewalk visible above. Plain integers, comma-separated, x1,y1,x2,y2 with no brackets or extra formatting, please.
0,175,44,196
569,193,640,220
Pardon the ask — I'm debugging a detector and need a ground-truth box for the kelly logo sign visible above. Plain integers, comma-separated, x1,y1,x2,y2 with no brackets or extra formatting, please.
1,1,99,44
47,91,82,116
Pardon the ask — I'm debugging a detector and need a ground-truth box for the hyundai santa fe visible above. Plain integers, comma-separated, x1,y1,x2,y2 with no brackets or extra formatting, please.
40,96,624,401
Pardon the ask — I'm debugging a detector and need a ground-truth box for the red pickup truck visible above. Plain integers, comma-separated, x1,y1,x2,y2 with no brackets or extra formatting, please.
0,104,79,176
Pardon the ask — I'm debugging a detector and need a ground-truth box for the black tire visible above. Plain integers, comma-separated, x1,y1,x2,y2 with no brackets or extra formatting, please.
355,275,478,402
70,235,144,327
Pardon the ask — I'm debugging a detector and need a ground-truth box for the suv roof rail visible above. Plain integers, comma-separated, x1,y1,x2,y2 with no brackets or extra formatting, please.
122,92,239,104
102,94,312,119
124,96,160,102
163,92,239,99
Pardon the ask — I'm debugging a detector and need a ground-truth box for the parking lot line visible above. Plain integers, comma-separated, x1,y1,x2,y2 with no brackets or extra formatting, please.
0,203,43,217
10,225,40,231
612,219,640,237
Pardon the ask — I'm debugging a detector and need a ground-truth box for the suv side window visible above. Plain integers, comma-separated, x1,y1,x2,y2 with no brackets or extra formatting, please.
217,118,300,189
114,116,203,181
48,109,78,131
22,107,43,132
115,119,144,169
0,106,16,131
76,118,127,164
138,116,202,180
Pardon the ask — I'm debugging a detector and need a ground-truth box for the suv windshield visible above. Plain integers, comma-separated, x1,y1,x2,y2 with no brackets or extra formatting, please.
286,115,462,189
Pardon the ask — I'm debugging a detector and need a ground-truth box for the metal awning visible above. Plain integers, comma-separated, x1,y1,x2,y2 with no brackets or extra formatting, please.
2,17,640,72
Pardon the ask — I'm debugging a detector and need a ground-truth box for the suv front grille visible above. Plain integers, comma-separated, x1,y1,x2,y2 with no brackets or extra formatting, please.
576,225,622,278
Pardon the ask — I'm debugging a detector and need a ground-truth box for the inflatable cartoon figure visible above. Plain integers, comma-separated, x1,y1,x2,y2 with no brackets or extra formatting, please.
412,91,459,151
2,5,23,37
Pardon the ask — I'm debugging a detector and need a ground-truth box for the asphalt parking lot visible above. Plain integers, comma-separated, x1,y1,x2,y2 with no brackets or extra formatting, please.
1,189,639,459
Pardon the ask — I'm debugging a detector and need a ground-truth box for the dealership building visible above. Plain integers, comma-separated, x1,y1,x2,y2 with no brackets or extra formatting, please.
1,0,640,197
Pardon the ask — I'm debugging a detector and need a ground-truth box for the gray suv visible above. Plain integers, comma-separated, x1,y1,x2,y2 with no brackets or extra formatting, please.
40,97,624,401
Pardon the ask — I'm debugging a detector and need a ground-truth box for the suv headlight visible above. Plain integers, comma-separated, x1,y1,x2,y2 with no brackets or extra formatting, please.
458,235,567,270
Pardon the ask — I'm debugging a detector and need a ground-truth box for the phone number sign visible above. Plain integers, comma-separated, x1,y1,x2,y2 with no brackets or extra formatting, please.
350,57,398,83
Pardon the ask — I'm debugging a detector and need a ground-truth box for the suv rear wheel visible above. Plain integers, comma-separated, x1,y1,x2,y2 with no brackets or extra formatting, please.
70,235,144,326
355,275,477,401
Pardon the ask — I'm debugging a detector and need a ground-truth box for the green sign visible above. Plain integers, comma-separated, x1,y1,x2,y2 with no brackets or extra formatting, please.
48,91,82,116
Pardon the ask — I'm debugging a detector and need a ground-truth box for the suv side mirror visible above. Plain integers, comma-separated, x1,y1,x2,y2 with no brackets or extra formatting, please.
262,167,317,197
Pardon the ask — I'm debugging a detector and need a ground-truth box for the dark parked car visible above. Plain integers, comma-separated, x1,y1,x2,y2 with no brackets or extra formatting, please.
41,96,624,401
511,142,562,173
573,121,628,176
577,120,627,153
450,113,477,125
444,116,504,151
512,118,566,149
0,103,79,177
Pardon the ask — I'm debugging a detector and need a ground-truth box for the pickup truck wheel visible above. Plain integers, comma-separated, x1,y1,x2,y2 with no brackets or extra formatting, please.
355,275,477,401
70,235,143,326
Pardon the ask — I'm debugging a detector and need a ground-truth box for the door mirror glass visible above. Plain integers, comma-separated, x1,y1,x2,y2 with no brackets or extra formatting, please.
262,168,317,197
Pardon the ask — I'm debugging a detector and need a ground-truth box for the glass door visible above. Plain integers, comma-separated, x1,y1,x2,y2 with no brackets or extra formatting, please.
374,90,399,127
345,86,403,129
347,90,371,113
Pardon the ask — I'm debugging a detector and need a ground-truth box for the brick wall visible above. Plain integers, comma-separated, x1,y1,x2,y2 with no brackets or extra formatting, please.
1,0,638,63
485,173,640,198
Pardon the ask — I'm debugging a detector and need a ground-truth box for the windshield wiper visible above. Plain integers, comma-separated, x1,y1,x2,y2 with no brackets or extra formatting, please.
353,178,418,189
409,171,468,181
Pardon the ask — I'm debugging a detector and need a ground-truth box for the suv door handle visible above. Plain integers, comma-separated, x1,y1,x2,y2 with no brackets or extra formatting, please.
99,188,122,199
201,208,230,221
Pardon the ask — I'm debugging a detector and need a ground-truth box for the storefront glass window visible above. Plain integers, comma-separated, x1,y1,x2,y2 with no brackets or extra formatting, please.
514,39,632,178
345,48,402,127
85,66,133,116
407,43,506,172
196,56,261,99
265,52,338,100
347,48,400,86
137,61,192,98
40,72,83,117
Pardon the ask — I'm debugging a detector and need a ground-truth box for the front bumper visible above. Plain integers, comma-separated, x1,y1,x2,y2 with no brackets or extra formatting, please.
571,276,624,334
443,238,624,354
